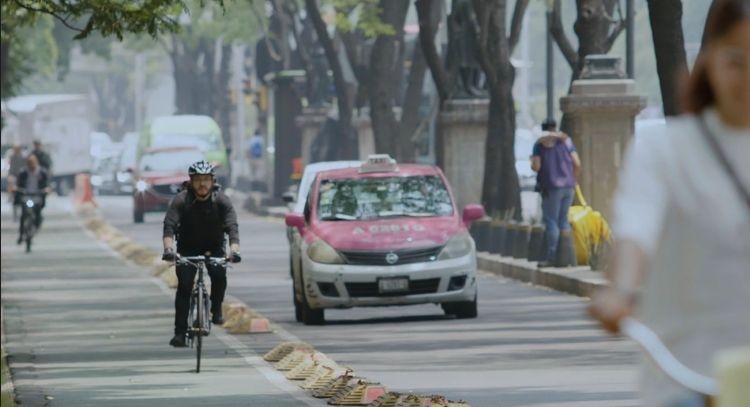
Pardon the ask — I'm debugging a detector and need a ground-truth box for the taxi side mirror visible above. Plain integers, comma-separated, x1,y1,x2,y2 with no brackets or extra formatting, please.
462,204,485,225
285,213,306,232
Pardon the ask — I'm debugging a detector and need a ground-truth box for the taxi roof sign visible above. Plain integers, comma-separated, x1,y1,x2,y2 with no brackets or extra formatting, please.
359,154,398,173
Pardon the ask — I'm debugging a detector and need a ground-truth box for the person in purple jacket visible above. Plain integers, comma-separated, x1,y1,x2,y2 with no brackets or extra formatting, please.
531,118,581,267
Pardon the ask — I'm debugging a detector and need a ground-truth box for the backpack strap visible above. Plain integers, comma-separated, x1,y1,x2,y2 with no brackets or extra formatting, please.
697,116,750,213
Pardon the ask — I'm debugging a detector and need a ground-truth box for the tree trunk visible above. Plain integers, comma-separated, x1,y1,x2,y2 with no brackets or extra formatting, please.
472,0,522,218
368,0,410,160
397,42,427,162
416,0,449,103
305,0,356,159
647,0,688,116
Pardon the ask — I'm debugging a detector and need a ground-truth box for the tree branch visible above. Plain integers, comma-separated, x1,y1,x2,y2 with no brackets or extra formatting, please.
507,0,530,54
12,0,85,33
603,18,626,52
550,0,578,69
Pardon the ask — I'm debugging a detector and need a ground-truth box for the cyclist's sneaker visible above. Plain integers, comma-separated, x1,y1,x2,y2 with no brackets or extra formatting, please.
169,334,187,348
17,235,22,245
211,312,224,325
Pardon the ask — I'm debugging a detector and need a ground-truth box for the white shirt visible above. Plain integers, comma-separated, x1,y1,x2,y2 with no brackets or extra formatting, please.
613,109,750,406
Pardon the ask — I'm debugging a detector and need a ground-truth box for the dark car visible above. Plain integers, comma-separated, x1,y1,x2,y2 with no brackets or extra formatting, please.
132,146,203,223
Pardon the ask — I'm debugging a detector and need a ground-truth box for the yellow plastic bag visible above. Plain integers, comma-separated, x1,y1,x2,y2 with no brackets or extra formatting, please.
568,185,612,266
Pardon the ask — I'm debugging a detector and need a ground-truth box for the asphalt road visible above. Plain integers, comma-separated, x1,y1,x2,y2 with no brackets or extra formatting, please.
0,195,329,407
94,195,639,407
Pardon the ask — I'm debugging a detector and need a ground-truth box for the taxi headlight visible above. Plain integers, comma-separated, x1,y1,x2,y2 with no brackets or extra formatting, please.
438,233,474,260
135,180,149,192
307,239,344,264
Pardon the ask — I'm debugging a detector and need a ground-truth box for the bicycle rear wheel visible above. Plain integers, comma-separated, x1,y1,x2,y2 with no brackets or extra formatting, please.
195,288,204,373
24,213,36,253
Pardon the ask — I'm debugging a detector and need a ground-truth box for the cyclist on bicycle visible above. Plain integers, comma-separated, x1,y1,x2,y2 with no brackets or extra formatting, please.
162,160,241,348
12,154,50,244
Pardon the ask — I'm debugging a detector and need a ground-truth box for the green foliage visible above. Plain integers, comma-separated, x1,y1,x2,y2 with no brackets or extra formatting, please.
1,13,57,97
0,0,204,40
330,0,393,37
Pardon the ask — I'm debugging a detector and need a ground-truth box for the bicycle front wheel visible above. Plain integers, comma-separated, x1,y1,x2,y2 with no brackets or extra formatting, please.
195,288,204,373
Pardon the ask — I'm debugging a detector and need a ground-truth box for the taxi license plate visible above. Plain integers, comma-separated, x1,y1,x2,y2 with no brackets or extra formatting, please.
378,278,409,294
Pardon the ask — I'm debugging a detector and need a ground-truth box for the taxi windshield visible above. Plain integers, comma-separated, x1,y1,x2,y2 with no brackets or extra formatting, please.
316,175,454,221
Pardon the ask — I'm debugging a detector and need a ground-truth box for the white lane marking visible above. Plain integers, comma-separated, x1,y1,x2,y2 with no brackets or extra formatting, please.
76,216,323,407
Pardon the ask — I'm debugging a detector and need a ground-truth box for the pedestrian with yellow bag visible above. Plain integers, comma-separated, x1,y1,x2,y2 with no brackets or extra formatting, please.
531,118,582,267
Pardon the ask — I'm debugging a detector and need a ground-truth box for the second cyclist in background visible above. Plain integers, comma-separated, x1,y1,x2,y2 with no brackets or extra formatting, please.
162,160,241,348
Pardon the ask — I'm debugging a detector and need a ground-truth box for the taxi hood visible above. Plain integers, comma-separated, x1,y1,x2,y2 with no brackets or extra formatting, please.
311,216,463,251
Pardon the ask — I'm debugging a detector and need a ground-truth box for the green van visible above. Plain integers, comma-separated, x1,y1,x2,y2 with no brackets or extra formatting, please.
138,115,229,184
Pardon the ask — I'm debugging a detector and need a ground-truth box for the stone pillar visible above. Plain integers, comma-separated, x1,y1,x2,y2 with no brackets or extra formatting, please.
560,56,646,221
438,99,489,211
295,107,328,166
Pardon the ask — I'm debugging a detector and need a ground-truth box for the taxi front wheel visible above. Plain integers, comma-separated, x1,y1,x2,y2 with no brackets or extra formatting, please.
299,287,325,326
442,294,478,319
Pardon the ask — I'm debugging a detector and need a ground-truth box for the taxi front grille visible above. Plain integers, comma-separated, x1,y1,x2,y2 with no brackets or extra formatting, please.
339,246,443,266
345,278,441,297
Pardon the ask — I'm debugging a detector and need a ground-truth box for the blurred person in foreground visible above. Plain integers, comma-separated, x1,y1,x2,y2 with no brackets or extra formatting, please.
589,1,750,406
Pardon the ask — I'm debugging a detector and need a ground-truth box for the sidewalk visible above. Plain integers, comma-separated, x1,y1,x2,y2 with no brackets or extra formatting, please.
0,196,326,407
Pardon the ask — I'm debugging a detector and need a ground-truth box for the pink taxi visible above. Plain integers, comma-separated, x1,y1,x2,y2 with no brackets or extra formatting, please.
285,155,485,325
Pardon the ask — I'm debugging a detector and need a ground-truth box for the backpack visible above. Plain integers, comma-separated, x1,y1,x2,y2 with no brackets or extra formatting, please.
536,138,576,192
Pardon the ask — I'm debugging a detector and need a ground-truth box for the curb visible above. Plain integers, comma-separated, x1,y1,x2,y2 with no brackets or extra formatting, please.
477,253,607,297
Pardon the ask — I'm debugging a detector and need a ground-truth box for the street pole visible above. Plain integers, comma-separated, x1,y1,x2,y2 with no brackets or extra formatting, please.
546,2,554,121
134,53,145,131
626,0,635,78
232,43,247,186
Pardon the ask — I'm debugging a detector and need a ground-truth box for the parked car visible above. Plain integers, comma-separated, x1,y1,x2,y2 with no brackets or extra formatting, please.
515,128,537,191
90,152,121,195
132,146,203,223
113,133,139,195
285,155,485,325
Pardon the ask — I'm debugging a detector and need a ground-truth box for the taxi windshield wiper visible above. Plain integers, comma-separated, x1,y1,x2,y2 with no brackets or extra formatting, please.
319,214,358,221
377,211,435,218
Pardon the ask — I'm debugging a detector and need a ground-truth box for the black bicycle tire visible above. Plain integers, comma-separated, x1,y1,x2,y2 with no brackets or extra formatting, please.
196,288,204,373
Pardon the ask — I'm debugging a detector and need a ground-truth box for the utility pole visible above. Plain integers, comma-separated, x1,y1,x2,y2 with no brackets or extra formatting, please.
626,0,635,78
231,43,247,186
545,0,554,121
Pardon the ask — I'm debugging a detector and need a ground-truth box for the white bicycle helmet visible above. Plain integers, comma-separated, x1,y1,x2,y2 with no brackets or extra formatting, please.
188,160,215,176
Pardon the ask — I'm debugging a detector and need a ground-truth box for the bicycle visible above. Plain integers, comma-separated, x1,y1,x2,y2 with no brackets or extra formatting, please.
621,318,718,407
16,190,46,253
175,255,229,373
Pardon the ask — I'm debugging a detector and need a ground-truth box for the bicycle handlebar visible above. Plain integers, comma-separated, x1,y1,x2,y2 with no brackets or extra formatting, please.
176,255,228,267
620,318,718,396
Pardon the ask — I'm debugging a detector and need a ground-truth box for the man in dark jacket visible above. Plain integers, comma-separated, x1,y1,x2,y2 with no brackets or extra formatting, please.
13,154,51,244
31,140,52,172
162,160,241,347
